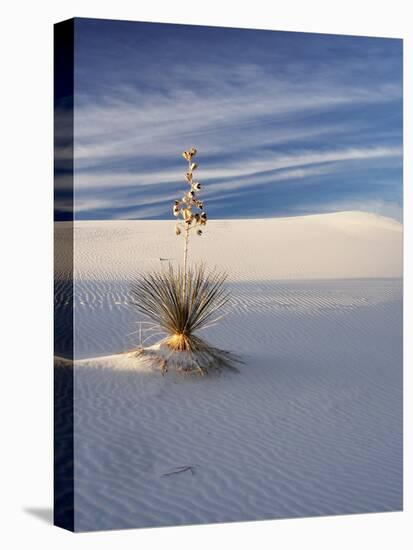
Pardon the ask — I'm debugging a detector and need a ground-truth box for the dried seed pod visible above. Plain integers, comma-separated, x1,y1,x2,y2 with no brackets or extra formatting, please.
185,172,193,183
175,226,181,235
182,208,192,220
182,150,191,161
190,162,198,171
197,229,202,236
192,182,201,191
189,147,197,156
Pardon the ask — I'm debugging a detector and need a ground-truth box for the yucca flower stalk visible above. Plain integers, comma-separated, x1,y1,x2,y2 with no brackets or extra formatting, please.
173,147,207,294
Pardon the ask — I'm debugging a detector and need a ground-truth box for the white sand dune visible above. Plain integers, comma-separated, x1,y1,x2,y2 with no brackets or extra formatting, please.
54,212,403,531
55,210,402,282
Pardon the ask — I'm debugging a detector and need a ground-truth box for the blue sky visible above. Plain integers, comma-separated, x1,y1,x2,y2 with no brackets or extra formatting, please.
65,18,402,220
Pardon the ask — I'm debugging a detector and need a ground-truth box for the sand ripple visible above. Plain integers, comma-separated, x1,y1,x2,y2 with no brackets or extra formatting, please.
54,278,403,530
53,217,402,531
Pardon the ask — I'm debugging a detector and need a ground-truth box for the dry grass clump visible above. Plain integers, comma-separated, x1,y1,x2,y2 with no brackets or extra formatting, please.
132,264,228,341
131,264,239,374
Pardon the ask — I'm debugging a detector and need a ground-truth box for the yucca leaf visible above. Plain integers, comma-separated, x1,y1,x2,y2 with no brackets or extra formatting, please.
131,264,230,338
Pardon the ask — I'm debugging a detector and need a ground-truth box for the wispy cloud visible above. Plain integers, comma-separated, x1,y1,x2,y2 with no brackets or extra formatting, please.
72,75,400,167
71,145,401,190
63,20,402,221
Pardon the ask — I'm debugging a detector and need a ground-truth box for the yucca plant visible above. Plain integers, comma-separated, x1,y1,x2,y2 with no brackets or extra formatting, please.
131,148,239,374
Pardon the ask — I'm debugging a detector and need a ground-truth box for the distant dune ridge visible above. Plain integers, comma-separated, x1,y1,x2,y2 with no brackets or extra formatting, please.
54,211,403,531
55,211,402,282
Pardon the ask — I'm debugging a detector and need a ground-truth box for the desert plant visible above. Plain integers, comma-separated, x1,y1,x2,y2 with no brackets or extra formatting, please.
132,264,228,345
131,148,239,374
131,264,237,373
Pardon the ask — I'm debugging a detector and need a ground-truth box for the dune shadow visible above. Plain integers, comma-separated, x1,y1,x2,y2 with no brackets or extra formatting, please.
23,507,53,524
